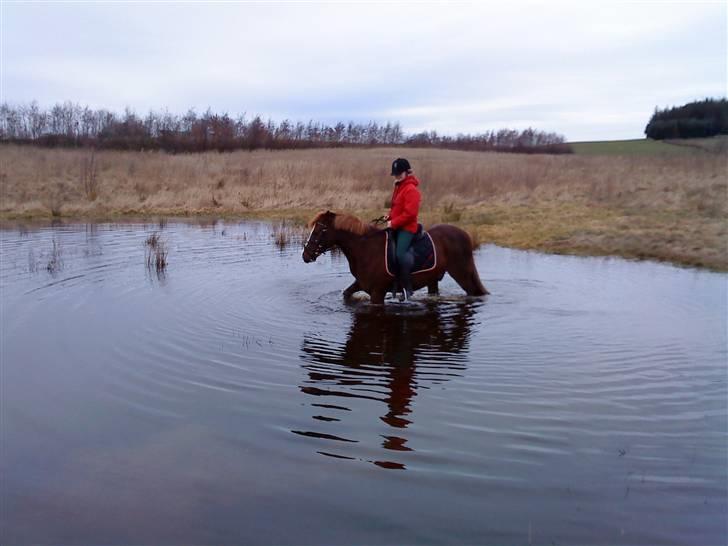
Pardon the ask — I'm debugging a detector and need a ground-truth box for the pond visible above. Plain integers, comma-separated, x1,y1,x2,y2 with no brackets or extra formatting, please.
1,220,725,545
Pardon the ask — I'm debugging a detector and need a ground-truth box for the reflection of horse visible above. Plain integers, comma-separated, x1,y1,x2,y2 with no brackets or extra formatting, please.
297,301,479,467
302,211,489,304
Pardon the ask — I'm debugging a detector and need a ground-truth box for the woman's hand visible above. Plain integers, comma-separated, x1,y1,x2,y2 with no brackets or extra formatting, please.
386,220,392,228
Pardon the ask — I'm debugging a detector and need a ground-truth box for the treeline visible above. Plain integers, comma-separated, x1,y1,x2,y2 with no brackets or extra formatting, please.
404,128,571,154
0,101,570,154
645,98,728,140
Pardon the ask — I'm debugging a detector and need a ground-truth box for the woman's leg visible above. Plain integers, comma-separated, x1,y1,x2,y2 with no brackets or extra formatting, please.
395,230,414,263
395,230,415,299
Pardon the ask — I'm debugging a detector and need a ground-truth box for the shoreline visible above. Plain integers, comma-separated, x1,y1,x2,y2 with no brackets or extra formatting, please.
2,205,725,273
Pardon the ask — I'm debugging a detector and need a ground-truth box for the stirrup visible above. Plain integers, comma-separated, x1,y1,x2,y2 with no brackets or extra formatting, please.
399,286,413,302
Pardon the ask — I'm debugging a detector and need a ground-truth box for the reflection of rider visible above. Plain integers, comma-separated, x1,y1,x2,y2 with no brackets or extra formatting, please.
386,158,421,301
299,303,477,462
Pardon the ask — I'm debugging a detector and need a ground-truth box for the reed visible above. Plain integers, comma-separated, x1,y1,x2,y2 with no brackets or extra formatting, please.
79,151,98,201
28,247,37,273
145,232,161,248
145,231,167,272
46,238,62,273
272,221,308,250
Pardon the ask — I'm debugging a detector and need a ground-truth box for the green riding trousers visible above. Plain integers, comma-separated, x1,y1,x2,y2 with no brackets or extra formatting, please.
395,229,414,264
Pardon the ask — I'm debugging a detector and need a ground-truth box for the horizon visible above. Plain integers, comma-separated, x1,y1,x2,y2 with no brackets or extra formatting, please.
3,2,726,142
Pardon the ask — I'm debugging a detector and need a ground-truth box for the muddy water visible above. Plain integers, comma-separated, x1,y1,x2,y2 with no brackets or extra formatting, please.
1,220,725,545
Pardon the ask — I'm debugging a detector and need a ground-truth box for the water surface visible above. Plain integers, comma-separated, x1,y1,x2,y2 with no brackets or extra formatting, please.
1,220,726,545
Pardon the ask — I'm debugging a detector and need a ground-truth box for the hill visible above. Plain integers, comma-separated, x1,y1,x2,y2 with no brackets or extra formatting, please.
569,138,700,156
569,136,728,156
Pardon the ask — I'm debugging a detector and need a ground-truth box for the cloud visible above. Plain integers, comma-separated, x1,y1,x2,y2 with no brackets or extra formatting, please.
2,1,725,140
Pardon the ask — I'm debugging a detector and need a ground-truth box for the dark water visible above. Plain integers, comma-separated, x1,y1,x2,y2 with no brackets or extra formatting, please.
1,220,726,546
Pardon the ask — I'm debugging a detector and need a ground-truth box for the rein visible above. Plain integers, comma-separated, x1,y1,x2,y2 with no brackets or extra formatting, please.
304,218,385,260
304,221,331,259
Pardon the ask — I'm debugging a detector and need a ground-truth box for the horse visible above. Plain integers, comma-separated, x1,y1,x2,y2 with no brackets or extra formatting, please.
302,210,489,304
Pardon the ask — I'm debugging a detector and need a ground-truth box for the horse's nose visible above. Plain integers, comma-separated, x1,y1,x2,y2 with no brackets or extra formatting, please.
302,250,312,263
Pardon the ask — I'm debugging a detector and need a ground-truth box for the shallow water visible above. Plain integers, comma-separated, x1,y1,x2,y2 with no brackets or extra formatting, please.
1,220,726,545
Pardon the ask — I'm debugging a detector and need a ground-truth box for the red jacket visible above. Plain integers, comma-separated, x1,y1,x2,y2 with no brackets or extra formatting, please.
389,175,421,233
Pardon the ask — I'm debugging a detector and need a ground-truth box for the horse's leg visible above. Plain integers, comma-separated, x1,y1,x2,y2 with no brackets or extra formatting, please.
427,280,439,295
370,288,386,305
343,280,361,300
448,257,489,296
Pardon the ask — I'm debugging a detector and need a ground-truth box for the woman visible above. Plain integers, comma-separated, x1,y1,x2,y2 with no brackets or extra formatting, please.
386,158,421,301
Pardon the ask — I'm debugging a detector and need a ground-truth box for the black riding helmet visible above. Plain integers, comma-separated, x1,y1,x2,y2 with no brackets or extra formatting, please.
391,158,412,176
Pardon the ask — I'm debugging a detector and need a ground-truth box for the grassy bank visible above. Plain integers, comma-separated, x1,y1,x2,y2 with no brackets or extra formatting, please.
1,144,725,270
569,136,728,156
570,138,689,156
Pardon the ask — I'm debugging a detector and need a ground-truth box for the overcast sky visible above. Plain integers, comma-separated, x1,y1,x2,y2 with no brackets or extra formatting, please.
2,1,725,141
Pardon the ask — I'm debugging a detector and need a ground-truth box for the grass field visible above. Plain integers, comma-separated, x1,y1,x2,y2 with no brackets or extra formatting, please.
569,135,728,156
1,143,725,270
664,136,728,154
570,138,695,156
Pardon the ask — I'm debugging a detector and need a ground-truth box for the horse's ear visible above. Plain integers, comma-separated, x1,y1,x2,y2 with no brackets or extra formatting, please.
308,211,323,227
309,210,333,227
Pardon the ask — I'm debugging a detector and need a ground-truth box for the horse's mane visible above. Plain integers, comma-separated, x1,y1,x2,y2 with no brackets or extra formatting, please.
308,211,379,236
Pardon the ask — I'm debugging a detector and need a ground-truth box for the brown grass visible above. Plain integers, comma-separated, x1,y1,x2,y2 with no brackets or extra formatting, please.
271,221,308,250
46,237,63,274
1,145,725,269
144,231,167,272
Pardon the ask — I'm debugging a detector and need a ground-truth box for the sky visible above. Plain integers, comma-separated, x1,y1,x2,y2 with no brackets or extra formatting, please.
2,1,726,141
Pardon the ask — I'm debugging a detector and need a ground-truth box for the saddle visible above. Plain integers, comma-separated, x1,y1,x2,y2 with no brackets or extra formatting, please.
384,225,436,277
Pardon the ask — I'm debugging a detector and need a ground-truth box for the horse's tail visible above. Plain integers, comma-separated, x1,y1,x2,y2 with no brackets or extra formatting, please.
431,224,489,296
467,230,478,252
466,231,489,295
469,261,489,296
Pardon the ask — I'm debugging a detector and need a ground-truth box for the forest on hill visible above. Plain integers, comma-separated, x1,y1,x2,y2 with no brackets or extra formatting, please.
645,98,727,140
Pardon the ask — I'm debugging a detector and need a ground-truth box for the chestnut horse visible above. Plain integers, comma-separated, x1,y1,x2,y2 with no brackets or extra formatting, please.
302,211,488,304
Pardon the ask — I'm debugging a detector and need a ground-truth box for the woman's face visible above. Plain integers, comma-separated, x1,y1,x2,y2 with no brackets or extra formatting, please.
393,171,407,182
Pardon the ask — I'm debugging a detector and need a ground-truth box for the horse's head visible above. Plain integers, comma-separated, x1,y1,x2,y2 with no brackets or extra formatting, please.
302,210,337,263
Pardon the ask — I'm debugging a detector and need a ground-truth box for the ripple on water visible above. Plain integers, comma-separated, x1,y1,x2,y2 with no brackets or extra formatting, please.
1,220,726,545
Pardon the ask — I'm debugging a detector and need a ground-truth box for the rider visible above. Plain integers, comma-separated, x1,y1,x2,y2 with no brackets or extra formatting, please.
387,158,421,301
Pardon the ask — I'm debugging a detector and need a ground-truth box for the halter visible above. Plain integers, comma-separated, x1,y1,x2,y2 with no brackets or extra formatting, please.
303,221,332,261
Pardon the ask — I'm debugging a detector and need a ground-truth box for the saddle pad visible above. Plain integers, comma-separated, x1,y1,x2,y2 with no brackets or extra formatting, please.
385,230,437,277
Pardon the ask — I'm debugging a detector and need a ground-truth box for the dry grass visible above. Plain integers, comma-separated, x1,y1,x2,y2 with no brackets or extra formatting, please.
1,144,725,269
144,231,168,272
46,237,63,274
271,221,308,250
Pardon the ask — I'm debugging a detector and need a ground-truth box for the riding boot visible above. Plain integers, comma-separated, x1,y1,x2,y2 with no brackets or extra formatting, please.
398,250,415,302
391,278,400,299
390,262,400,298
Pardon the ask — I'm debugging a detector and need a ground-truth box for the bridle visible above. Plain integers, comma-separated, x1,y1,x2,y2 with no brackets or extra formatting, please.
302,221,332,261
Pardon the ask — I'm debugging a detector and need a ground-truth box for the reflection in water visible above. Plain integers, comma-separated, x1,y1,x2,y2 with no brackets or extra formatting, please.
297,300,481,468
